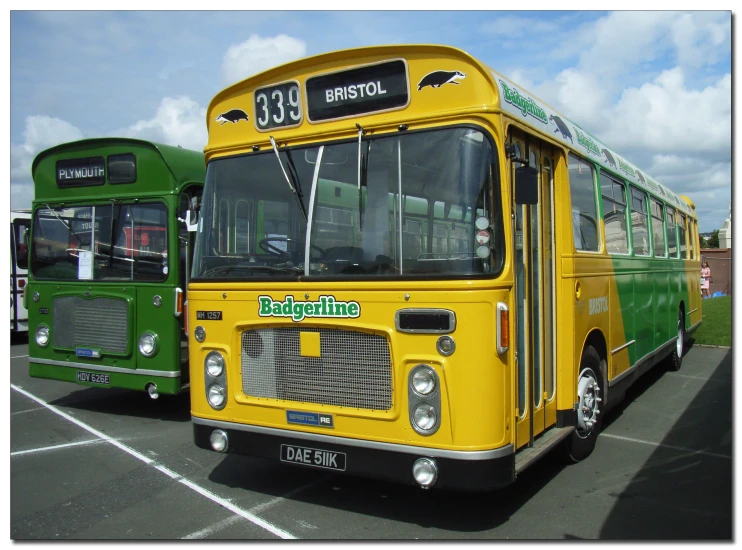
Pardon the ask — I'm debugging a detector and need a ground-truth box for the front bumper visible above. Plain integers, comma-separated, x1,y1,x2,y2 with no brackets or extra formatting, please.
193,416,515,492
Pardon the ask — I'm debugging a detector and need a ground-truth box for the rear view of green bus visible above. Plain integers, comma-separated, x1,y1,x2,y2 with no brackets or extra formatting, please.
26,138,205,397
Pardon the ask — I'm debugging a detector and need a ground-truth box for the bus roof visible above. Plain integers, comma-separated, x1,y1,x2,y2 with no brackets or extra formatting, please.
207,44,693,217
31,137,205,203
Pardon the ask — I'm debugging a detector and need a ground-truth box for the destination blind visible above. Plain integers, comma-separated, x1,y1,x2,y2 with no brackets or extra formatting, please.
306,59,408,122
56,157,106,187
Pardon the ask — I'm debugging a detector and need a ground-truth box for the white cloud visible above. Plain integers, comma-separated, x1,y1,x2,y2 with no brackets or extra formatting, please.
671,12,731,70
10,116,84,182
121,96,207,152
510,11,731,232
480,15,561,38
552,69,611,124
222,34,307,85
605,69,731,155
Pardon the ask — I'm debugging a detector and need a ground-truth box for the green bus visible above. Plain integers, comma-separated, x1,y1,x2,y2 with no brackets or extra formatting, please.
26,138,205,398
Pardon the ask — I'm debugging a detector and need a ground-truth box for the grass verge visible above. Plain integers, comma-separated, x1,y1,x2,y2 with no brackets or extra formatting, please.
692,295,731,347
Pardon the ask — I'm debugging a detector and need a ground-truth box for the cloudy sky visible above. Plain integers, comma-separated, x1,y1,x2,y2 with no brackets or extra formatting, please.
8,10,732,232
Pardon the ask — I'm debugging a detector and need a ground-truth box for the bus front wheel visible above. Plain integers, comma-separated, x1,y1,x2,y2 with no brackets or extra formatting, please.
561,346,604,463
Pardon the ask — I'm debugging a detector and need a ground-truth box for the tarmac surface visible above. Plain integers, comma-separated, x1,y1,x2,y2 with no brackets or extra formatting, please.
10,335,733,540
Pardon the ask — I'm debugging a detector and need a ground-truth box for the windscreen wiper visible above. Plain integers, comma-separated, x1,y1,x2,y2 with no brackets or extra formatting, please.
44,203,83,244
269,136,307,221
203,264,301,276
356,124,368,230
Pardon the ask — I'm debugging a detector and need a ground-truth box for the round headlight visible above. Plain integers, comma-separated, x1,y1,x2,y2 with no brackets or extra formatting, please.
207,384,226,408
152,295,162,307
138,332,157,357
35,325,50,347
205,351,224,377
210,429,229,453
413,404,437,431
412,458,438,488
411,366,436,395
32,291,40,303
194,326,206,343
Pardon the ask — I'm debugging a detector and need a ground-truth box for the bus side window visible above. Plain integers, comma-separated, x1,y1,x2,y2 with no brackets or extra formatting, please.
650,198,667,257
666,206,678,258
13,219,30,270
567,153,599,252
678,213,688,259
599,172,628,254
629,187,650,256
689,219,697,260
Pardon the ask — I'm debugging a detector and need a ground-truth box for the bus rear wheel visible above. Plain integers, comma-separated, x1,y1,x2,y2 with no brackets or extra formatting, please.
667,309,685,372
561,346,604,463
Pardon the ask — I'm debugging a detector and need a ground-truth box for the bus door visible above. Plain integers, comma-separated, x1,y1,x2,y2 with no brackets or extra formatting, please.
510,129,557,450
11,216,30,332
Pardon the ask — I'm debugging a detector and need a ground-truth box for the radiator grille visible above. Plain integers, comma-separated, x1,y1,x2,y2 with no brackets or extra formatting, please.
52,296,129,353
241,327,392,411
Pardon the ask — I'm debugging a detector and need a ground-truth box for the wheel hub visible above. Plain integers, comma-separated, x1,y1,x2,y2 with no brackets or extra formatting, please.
576,369,601,437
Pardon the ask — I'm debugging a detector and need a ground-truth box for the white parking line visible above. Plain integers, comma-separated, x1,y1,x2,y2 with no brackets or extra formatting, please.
12,439,103,456
182,475,330,539
11,383,297,540
602,432,731,460
11,406,46,416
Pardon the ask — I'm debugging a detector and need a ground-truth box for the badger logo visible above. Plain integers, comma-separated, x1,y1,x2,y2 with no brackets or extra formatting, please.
215,109,249,125
549,115,573,143
636,170,646,184
602,148,616,168
417,70,467,91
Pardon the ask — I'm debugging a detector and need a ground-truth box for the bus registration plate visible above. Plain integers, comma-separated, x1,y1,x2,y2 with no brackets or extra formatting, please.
76,371,110,385
280,444,346,471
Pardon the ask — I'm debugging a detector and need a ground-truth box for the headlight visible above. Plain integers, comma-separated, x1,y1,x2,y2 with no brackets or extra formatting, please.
194,325,206,343
205,351,224,377
412,458,438,488
411,365,436,395
412,404,437,431
207,384,226,408
138,332,158,357
35,325,50,347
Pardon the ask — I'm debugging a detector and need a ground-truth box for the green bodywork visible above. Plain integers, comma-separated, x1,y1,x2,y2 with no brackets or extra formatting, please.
594,159,695,368
26,138,205,394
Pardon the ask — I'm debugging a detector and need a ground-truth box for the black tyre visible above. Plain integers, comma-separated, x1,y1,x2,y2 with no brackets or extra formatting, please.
666,309,685,372
561,346,605,463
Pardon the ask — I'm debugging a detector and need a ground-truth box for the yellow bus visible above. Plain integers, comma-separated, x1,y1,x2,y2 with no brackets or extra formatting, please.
188,44,702,491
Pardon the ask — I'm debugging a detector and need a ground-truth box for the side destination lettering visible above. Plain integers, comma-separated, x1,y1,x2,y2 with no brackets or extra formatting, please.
589,296,608,315
258,295,360,322
498,80,548,124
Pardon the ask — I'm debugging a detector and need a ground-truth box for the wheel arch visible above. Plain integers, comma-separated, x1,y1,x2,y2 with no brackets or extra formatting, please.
582,328,609,406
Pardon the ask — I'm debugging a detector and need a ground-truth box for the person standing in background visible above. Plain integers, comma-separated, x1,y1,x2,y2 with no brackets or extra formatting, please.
701,260,711,299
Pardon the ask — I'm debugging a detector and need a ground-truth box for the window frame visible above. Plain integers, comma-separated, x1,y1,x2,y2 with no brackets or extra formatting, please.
568,153,601,254
599,171,630,256
629,186,650,257
650,197,667,258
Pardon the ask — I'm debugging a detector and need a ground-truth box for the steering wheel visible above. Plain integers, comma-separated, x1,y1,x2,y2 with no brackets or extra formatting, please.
258,237,325,259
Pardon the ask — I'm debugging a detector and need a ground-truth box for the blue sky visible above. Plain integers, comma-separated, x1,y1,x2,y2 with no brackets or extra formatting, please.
8,10,733,232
